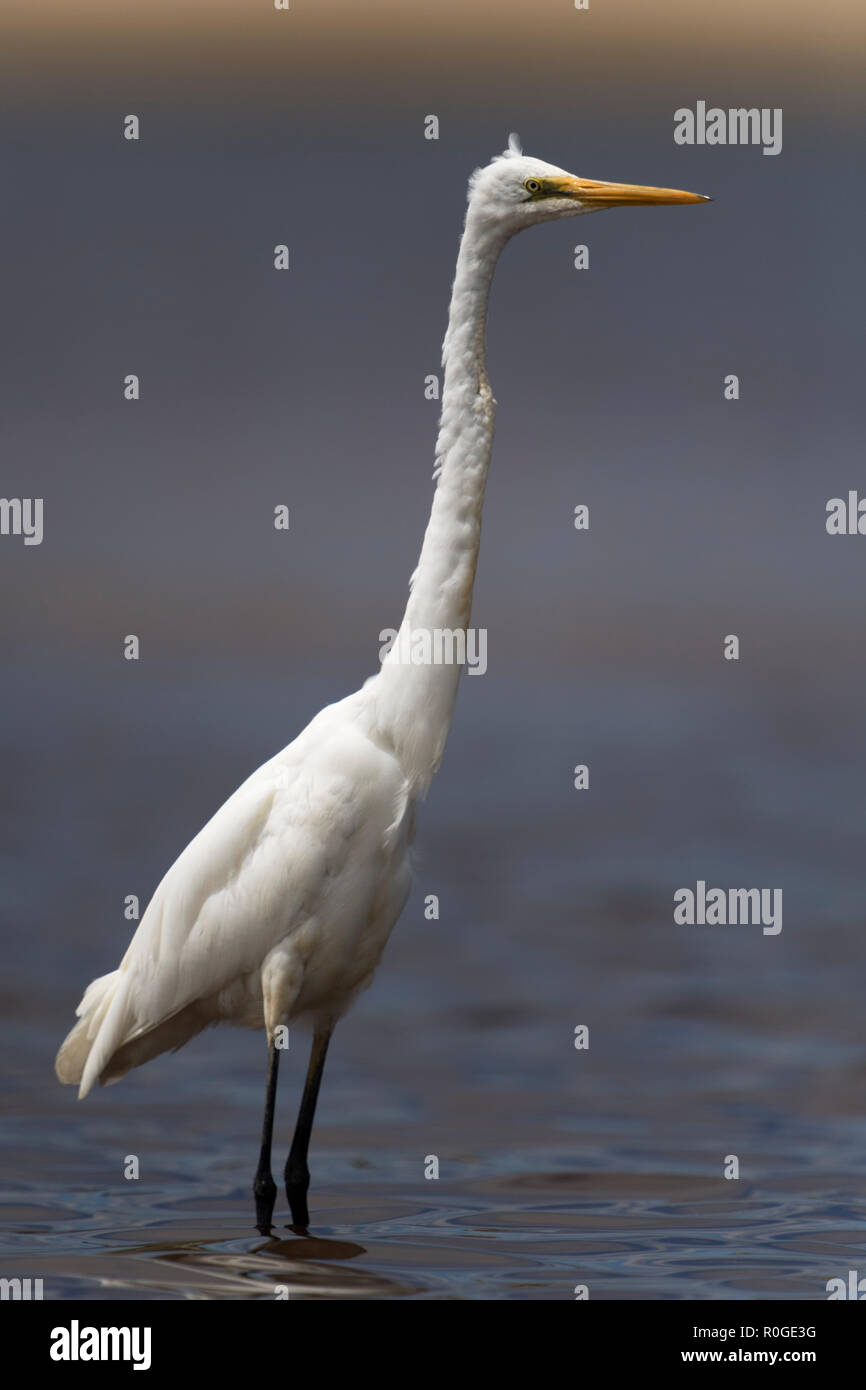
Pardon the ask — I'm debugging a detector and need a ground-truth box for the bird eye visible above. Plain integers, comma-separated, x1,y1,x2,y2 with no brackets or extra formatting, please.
524,178,542,195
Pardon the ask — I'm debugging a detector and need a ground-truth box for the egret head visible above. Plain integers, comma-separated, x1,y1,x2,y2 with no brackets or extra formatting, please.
469,133,709,234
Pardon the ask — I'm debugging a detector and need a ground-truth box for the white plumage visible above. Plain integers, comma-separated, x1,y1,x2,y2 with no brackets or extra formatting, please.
57,690,413,1097
56,138,707,1226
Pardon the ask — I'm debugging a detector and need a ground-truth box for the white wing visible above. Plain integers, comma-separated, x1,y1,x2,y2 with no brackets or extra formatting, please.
57,692,412,1097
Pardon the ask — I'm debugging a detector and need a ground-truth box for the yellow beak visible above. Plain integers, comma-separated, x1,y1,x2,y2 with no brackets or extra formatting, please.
555,175,710,208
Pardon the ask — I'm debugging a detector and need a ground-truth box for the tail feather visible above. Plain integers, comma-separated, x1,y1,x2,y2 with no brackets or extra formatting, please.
56,972,225,1097
54,971,119,1095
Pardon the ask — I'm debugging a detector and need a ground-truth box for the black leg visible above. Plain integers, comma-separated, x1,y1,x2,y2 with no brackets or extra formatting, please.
285,1028,332,1228
253,1037,281,1233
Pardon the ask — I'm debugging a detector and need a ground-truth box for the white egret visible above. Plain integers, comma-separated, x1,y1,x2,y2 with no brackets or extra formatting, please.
56,136,708,1230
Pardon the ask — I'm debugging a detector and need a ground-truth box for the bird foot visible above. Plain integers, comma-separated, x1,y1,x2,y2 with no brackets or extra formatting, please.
253,1171,277,1232
285,1176,310,1229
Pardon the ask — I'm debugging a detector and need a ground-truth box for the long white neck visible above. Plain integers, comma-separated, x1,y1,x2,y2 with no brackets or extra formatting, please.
371,206,508,793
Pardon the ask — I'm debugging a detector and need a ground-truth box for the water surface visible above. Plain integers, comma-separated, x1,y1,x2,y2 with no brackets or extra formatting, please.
3,665,865,1299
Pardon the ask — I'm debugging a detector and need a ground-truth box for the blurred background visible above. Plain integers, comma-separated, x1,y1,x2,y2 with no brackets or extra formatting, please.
2,0,865,1299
